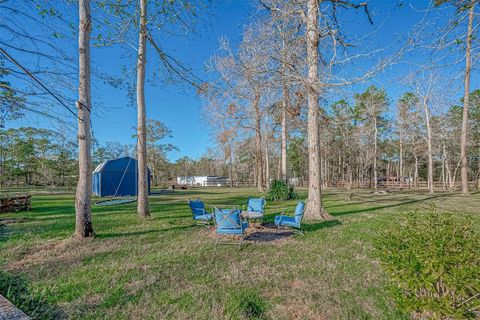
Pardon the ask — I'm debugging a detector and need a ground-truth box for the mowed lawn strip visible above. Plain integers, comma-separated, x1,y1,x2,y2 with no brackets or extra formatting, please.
0,188,478,319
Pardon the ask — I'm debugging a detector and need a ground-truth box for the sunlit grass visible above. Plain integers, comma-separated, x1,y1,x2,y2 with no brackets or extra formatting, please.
1,187,479,319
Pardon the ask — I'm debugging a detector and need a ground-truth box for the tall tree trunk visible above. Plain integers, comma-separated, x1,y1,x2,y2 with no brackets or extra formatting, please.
137,0,149,218
229,149,234,187
442,144,447,191
265,116,270,187
277,155,281,180
460,0,475,194
305,0,329,220
253,92,264,192
423,96,434,193
75,0,94,238
280,52,289,183
414,153,419,189
373,118,378,190
477,146,480,189
281,99,288,182
399,137,403,189
0,146,3,188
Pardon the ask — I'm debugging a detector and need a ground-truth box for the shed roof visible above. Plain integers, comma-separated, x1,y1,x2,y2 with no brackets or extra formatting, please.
93,156,138,174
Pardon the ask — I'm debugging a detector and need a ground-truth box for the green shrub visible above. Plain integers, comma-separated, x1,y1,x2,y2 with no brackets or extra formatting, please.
268,180,297,201
375,209,480,319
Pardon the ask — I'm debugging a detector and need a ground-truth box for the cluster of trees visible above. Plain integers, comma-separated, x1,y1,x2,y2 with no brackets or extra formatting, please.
0,128,77,187
0,118,181,188
201,85,480,191
201,0,477,219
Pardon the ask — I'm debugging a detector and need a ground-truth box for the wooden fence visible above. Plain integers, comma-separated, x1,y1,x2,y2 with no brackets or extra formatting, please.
331,180,478,191
160,179,479,191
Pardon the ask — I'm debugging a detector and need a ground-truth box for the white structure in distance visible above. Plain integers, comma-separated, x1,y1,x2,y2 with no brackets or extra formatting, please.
176,176,228,187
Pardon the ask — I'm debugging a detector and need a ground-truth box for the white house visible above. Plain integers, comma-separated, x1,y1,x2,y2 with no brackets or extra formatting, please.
176,176,228,187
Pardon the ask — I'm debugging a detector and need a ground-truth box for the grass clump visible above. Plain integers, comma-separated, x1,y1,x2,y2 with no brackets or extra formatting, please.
375,209,480,319
0,270,63,319
268,180,297,201
225,288,268,320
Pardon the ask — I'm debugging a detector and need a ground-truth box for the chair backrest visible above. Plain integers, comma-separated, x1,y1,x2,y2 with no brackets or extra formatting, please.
188,198,205,216
213,207,241,230
247,197,266,213
294,201,306,224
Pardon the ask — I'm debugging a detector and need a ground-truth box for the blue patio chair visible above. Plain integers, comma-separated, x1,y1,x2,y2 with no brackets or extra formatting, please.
213,206,248,248
188,198,212,227
242,197,266,227
274,201,306,235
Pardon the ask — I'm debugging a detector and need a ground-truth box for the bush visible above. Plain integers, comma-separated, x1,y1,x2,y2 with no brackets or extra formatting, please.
268,180,297,201
375,209,480,319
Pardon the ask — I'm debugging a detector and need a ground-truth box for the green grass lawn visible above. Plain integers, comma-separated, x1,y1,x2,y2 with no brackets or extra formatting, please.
1,187,479,319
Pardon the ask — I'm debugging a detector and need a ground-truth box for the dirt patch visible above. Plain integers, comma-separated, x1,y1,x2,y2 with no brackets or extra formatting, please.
7,237,121,272
206,223,296,245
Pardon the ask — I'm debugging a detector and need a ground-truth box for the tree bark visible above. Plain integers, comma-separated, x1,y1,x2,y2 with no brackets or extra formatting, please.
422,96,434,193
414,153,419,189
281,98,288,182
137,0,150,218
442,144,447,191
281,64,288,182
305,0,329,220
253,92,264,192
399,135,403,189
460,0,475,194
75,0,94,238
265,115,270,187
373,118,378,190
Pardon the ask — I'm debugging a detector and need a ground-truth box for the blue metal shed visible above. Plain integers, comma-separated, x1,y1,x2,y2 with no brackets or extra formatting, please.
92,156,151,197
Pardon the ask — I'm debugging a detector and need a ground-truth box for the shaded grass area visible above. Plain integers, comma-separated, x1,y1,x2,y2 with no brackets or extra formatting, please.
0,187,479,319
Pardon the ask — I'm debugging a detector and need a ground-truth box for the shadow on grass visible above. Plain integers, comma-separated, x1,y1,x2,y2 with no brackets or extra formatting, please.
0,270,65,319
150,214,191,220
303,219,342,232
150,189,215,197
331,192,455,216
96,224,195,239
324,196,430,210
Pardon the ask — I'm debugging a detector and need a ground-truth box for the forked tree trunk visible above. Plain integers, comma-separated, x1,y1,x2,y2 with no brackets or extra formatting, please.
460,0,475,194
137,0,149,218
304,0,329,220
75,0,94,238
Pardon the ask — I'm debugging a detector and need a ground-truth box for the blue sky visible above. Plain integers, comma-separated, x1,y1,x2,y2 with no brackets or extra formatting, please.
4,0,477,161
